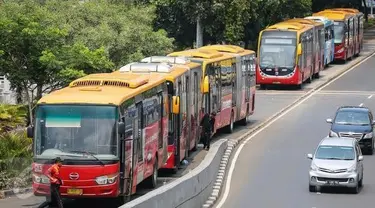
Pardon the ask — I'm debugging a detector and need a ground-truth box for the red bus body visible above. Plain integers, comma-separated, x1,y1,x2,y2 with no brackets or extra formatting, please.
198,45,257,125
257,22,315,88
116,59,203,172
30,73,169,199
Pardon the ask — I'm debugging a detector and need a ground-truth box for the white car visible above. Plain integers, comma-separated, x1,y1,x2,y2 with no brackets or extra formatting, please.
308,137,364,194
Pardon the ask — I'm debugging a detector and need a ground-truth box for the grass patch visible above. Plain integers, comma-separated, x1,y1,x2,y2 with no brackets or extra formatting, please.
364,18,375,29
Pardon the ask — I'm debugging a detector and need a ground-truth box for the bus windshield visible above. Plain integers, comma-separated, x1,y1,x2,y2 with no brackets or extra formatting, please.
34,105,118,159
333,22,345,44
259,38,296,68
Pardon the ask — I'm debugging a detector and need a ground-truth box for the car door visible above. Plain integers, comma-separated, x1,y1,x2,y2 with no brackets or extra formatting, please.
356,143,363,179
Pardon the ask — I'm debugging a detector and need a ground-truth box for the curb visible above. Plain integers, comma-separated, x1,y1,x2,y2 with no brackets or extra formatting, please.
202,41,375,207
0,187,33,199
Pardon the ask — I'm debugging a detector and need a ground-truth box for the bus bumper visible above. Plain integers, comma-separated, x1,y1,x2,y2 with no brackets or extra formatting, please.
33,183,119,198
256,69,300,85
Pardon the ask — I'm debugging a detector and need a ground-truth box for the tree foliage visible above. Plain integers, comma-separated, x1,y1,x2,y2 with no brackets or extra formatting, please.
0,0,174,106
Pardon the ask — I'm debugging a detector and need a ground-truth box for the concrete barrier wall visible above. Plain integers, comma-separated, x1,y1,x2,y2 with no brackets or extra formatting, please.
120,139,227,208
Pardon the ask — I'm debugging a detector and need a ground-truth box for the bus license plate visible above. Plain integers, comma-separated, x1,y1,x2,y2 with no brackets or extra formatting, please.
67,188,83,195
326,181,338,185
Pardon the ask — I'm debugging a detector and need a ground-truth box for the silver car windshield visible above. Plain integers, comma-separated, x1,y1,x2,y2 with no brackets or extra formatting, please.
315,145,355,160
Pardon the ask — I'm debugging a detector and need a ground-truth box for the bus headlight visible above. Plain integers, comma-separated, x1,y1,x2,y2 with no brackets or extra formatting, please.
95,174,118,185
33,174,50,184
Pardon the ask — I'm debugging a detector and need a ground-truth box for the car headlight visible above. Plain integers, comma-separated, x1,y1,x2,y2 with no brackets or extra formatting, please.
364,132,373,139
310,163,318,171
95,174,118,185
337,47,344,53
347,165,357,173
33,174,50,184
329,130,338,137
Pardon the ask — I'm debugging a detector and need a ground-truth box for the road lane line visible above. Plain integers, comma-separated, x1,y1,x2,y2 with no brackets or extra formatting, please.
368,95,373,99
215,52,375,208
359,103,364,107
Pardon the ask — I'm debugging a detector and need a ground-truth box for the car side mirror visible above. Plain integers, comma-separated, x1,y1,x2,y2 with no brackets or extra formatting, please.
27,126,34,138
372,120,375,125
358,155,363,161
118,122,125,135
307,153,313,160
326,118,333,123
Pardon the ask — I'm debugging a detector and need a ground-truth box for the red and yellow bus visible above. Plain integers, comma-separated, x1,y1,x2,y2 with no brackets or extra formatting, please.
27,73,170,202
115,57,203,172
257,22,315,89
198,45,256,125
168,49,239,133
284,18,325,78
328,8,364,56
313,10,355,62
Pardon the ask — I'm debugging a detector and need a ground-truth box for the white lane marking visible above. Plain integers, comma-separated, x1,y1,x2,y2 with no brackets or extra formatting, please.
368,95,373,99
359,103,364,107
215,52,375,208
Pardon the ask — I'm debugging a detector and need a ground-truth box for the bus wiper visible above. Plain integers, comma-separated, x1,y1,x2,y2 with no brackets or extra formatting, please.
68,150,105,166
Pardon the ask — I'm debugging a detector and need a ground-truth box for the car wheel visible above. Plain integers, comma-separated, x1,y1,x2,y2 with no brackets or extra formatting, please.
368,141,374,155
359,177,363,187
351,182,359,194
309,185,316,192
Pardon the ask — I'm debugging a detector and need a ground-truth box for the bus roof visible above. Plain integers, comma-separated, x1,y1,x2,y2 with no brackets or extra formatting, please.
115,62,197,83
198,44,255,56
168,49,235,63
266,21,312,32
284,18,324,27
326,8,364,17
139,56,201,69
304,16,334,27
38,73,165,105
313,10,353,21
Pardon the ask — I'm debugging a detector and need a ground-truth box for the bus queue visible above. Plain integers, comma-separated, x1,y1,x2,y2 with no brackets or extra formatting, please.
257,8,364,89
27,7,365,203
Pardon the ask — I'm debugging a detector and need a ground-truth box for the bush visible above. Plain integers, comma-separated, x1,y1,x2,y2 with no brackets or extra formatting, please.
0,104,27,133
0,131,33,190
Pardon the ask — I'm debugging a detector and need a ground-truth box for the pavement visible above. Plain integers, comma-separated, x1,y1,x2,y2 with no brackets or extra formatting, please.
2,28,375,208
215,30,375,207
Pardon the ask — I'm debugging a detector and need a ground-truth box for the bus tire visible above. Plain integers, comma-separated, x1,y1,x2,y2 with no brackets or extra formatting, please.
226,112,234,133
313,70,320,79
146,157,158,188
259,84,266,90
239,109,250,126
307,69,312,83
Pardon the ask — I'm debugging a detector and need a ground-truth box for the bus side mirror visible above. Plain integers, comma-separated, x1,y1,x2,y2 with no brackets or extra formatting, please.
27,126,34,138
202,76,209,94
172,96,180,114
118,122,125,135
297,43,302,55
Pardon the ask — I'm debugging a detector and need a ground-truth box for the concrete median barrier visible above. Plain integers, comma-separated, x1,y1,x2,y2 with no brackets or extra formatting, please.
119,139,227,208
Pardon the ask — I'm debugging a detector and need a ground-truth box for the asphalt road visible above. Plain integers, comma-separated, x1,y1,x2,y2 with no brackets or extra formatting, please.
215,54,375,207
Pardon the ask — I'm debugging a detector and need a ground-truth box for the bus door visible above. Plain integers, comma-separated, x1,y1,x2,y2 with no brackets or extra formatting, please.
134,101,143,186
175,80,182,165
244,56,251,104
231,61,237,108
192,71,199,149
157,91,163,150
185,75,191,156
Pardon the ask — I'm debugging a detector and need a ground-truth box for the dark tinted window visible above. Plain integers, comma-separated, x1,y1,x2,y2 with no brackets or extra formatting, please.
334,110,370,125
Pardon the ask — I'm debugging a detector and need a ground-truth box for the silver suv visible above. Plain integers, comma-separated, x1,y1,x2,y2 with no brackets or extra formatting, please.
308,137,363,194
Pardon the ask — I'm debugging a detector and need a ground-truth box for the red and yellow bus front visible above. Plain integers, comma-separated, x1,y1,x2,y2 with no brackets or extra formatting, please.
30,104,123,198
256,30,302,86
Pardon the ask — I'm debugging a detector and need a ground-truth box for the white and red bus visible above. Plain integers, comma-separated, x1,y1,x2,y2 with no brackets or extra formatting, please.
116,58,203,172
257,22,315,89
313,10,356,62
27,72,170,203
